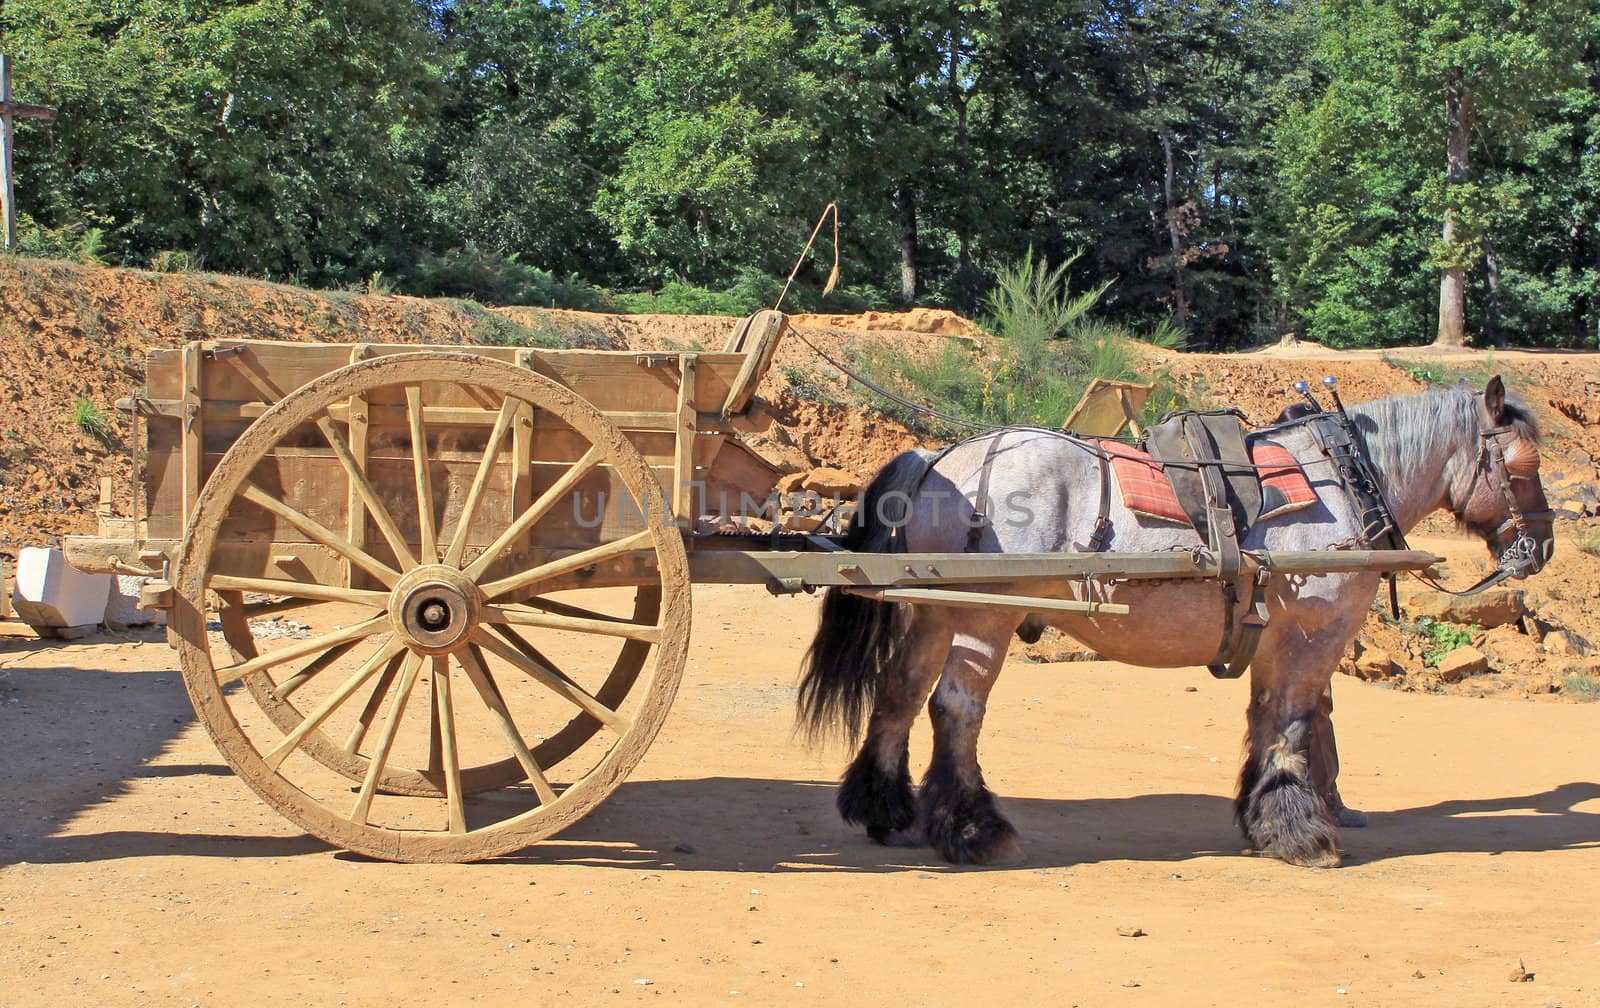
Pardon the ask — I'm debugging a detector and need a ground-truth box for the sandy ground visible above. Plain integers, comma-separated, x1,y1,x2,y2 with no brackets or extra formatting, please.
3,540,1600,1007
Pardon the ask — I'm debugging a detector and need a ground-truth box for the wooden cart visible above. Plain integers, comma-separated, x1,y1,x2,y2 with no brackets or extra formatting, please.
65,311,1438,863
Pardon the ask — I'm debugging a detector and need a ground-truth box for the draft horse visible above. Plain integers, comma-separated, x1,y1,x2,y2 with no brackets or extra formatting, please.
799,378,1555,867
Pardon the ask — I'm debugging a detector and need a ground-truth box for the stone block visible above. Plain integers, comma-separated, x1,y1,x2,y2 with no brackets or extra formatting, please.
1354,648,1396,681
1406,588,1526,629
12,546,112,630
1436,646,1489,683
800,466,865,500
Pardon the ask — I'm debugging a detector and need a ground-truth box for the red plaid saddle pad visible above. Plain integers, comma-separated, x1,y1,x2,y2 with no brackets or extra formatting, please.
1097,439,1315,527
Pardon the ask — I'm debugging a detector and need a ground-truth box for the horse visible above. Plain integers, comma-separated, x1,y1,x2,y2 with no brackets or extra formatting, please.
798,377,1555,868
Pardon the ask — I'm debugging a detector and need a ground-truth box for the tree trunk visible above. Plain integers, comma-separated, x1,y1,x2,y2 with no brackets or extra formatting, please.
895,183,918,302
1482,238,1505,347
1435,70,1472,348
1159,127,1191,331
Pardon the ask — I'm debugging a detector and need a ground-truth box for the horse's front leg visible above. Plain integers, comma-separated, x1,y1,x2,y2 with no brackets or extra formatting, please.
1237,620,1354,868
1310,682,1368,828
921,614,1025,865
838,608,952,844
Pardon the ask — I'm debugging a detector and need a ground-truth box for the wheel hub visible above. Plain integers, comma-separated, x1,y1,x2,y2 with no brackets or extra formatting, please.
389,565,482,654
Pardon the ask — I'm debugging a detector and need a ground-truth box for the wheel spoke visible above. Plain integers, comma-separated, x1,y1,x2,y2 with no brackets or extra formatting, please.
407,385,439,564
482,528,655,602
275,639,362,699
210,574,390,609
482,603,660,643
240,482,401,587
444,398,520,567
351,650,425,825
217,615,388,687
465,444,605,580
317,414,419,570
458,643,557,805
426,656,446,775
473,626,629,734
344,650,406,754
433,657,467,833
263,636,405,772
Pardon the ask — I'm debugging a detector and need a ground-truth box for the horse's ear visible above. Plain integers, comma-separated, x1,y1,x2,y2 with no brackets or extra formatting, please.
1484,375,1507,424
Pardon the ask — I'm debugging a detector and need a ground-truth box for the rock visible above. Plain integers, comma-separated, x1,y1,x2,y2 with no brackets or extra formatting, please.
1436,646,1489,683
1542,629,1590,658
800,466,864,499
774,471,807,495
1116,925,1147,938
1354,648,1396,681
1406,588,1526,629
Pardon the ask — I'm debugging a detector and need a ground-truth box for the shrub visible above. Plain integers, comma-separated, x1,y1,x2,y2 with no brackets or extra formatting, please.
406,246,609,311
72,399,112,442
13,215,107,265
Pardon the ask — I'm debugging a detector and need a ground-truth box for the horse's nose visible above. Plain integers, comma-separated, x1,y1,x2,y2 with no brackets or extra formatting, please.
1541,536,1556,564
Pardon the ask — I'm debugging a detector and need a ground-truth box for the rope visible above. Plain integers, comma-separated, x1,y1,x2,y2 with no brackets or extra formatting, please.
774,203,841,314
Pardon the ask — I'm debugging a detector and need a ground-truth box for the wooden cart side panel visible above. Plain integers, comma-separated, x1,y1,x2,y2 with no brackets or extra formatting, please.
135,343,770,544
188,342,747,415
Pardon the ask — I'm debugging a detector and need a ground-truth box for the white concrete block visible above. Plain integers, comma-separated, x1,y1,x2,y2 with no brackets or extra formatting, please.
106,574,166,627
12,546,113,629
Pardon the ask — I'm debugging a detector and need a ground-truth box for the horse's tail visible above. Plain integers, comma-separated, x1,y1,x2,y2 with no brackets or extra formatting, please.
798,448,935,744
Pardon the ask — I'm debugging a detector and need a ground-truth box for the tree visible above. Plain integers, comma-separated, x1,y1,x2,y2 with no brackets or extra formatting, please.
2,0,439,279
1270,0,1581,348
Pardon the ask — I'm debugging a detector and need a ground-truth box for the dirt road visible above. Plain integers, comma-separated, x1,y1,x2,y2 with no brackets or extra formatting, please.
3,558,1599,1007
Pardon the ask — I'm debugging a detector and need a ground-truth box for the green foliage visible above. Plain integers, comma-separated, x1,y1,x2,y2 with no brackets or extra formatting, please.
148,251,198,274
851,254,1174,437
781,365,834,403
1265,0,1588,348
407,246,609,310
445,299,568,349
1415,618,1478,668
71,399,112,442
1382,355,1498,389
5,0,1598,349
12,215,106,264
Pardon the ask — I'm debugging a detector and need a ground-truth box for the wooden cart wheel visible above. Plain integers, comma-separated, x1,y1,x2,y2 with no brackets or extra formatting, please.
170,352,691,862
217,584,662,797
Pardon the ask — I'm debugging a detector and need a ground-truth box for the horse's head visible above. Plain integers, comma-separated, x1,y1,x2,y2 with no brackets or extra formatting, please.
1450,376,1556,579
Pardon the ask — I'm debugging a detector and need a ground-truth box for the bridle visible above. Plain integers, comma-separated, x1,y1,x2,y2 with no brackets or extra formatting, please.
1416,424,1556,595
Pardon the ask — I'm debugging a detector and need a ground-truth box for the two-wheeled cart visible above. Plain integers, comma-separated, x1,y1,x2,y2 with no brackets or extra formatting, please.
65,311,1439,862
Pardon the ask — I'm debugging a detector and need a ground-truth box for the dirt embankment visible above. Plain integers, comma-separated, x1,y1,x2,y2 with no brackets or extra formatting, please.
1,257,1597,698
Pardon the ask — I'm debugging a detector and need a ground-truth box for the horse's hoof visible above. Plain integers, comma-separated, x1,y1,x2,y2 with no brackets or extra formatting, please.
921,787,1017,864
1281,844,1342,869
1334,806,1369,828
838,748,914,845
967,833,1027,866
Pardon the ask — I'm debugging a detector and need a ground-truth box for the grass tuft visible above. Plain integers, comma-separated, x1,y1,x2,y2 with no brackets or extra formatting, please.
72,399,113,442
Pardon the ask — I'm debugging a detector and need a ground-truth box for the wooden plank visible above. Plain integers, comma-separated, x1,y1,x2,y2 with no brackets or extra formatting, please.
344,345,371,588
841,586,1129,615
512,350,536,564
180,344,203,523
192,341,748,416
673,354,697,524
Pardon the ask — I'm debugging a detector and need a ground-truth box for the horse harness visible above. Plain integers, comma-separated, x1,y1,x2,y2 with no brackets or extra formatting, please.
899,400,1547,682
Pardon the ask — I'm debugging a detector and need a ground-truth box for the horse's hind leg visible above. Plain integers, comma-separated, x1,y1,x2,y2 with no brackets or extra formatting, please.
921,612,1025,865
1237,625,1347,868
1310,682,1368,828
839,608,952,844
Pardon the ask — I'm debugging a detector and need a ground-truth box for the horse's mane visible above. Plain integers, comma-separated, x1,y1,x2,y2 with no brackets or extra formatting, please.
1348,383,1539,501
